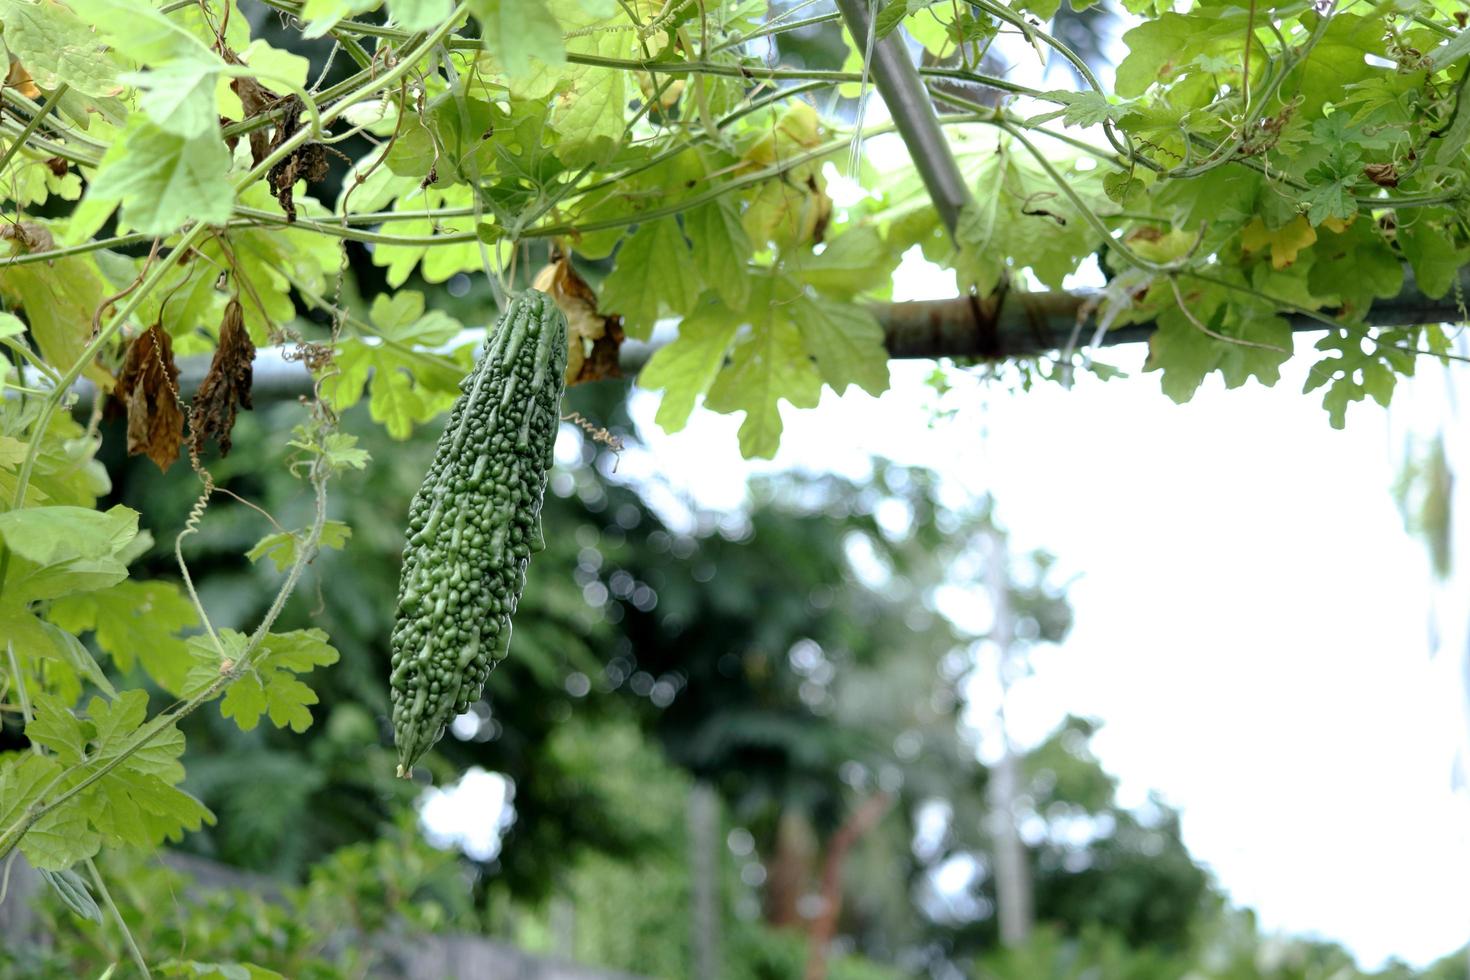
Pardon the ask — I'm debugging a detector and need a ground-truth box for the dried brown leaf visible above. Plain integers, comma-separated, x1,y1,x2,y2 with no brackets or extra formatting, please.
1363,162,1399,188
0,222,54,254
190,298,255,458
115,325,183,472
7,59,41,99
532,255,624,385
266,97,329,222
229,75,276,168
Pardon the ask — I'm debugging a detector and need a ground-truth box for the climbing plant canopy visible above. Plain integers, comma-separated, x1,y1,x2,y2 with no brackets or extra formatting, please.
0,0,1467,968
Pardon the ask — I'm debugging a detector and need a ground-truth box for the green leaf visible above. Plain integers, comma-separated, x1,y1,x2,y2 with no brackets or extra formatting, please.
639,296,742,433
0,312,23,338
792,227,899,297
1299,181,1356,227
85,118,233,236
65,0,218,63
1017,0,1062,20
1307,221,1402,315
211,629,340,733
554,29,630,166
27,692,88,764
236,39,311,98
47,579,200,695
296,0,382,38
1115,11,1242,98
369,291,462,344
0,504,137,566
1031,90,1129,129
599,218,700,340
1146,290,1291,401
873,0,928,39
390,0,453,31
685,199,753,308
39,867,102,923
0,753,99,870
123,60,222,138
703,282,824,459
0,255,116,388
82,691,214,848
320,328,471,439
0,0,123,97
1102,171,1145,203
288,430,372,473
38,621,118,698
0,503,138,604
1398,212,1469,299
789,293,890,397
954,144,1108,293
247,521,352,573
473,0,564,81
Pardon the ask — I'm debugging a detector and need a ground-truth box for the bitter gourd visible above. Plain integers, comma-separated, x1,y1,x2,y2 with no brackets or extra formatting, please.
390,289,568,776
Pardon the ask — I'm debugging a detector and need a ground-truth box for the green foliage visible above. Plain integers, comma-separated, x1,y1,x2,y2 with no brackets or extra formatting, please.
2,823,476,978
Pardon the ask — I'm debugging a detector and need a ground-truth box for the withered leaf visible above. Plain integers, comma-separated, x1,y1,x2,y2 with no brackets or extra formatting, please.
266,96,330,222
7,60,41,99
115,325,183,472
1363,162,1399,188
0,222,54,254
532,255,624,385
229,75,276,168
190,298,254,458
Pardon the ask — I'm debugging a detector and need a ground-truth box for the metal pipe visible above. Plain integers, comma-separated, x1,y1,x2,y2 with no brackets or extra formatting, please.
833,0,973,237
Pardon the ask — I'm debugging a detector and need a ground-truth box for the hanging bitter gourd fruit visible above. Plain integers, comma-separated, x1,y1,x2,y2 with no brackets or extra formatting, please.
390,289,568,776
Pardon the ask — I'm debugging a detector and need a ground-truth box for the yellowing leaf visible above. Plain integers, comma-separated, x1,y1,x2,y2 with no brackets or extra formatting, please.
1240,216,1316,270
703,281,824,460
0,253,115,388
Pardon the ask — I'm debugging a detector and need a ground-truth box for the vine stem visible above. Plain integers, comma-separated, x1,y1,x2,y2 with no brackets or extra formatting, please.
0,84,69,180
86,857,152,980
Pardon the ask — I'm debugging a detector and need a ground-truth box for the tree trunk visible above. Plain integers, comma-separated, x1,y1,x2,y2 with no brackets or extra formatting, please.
803,793,893,980
985,526,1033,948
765,808,816,929
686,782,723,980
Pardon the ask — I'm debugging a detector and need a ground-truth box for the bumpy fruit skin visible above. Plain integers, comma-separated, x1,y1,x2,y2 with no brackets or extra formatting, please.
390,290,568,776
